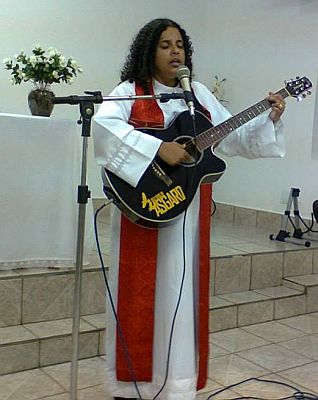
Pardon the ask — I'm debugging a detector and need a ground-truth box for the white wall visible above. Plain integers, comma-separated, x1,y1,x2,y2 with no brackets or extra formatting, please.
0,0,208,197
1,0,317,218
200,0,318,219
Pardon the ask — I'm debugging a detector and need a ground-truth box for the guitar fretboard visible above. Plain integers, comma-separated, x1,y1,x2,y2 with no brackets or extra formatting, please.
195,88,290,151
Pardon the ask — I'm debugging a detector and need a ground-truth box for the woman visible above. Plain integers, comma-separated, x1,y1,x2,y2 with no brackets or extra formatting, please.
93,18,285,400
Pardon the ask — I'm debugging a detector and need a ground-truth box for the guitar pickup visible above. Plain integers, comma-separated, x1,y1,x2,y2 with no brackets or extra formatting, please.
151,161,173,187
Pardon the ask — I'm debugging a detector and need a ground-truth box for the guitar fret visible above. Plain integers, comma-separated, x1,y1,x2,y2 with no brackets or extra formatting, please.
196,87,286,150
201,83,299,146
195,133,207,150
197,89,286,150
230,118,240,129
199,84,296,150
191,84,297,169
199,134,210,149
238,114,248,124
224,120,234,132
257,103,267,112
220,123,229,134
214,128,223,140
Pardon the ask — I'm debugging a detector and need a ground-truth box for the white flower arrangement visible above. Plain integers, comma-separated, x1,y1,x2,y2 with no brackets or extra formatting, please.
3,45,83,89
212,75,228,104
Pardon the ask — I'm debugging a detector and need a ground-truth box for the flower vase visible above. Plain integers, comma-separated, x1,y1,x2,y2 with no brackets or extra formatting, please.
28,84,55,117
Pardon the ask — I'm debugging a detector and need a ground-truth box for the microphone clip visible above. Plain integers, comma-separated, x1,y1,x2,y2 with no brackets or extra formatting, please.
159,93,185,103
183,90,195,117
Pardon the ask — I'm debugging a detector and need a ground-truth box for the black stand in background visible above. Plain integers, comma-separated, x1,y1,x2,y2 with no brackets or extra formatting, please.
270,187,312,247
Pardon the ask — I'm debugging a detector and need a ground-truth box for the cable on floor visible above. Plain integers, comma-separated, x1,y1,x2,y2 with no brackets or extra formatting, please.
205,377,318,400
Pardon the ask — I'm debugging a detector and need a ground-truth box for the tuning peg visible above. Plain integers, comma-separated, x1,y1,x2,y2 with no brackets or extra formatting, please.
307,90,312,96
302,94,307,99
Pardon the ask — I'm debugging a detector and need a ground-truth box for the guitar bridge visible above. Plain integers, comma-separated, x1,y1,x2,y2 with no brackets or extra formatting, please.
151,161,173,187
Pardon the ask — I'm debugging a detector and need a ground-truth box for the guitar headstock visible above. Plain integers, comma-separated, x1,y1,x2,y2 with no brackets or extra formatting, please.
285,76,312,101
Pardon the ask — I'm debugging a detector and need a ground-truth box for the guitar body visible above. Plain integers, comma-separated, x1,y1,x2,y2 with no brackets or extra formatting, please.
103,110,226,228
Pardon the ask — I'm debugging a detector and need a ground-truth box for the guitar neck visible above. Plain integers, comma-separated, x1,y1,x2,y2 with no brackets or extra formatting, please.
196,87,290,150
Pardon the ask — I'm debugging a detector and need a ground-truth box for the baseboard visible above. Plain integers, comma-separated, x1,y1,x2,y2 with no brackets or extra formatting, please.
213,202,312,232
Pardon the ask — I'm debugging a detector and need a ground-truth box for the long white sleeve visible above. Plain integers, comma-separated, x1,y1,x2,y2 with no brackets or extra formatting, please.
93,82,162,187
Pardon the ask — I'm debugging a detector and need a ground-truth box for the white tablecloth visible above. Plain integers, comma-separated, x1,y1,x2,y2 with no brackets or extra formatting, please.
0,113,93,270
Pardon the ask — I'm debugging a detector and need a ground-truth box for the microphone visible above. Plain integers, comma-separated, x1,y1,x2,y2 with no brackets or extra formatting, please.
176,65,195,117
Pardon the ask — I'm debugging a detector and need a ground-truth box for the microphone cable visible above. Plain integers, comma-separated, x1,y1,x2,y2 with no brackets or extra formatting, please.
153,112,199,399
152,197,188,399
94,201,143,399
205,376,318,400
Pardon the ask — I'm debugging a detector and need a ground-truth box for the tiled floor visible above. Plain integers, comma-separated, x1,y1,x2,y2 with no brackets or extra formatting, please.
210,219,318,257
2,315,318,399
1,215,318,400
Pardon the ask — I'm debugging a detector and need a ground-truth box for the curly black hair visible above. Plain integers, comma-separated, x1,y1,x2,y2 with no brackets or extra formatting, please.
120,18,193,94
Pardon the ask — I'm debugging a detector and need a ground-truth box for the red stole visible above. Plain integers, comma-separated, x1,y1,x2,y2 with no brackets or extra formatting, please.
115,82,212,390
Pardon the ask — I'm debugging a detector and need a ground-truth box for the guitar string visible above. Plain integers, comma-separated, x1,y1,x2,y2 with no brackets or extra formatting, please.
182,94,285,155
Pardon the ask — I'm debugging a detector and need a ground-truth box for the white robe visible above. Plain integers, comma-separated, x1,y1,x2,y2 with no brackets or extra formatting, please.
93,79,284,400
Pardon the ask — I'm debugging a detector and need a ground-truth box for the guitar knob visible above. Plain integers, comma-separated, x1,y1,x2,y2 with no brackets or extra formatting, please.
307,90,312,96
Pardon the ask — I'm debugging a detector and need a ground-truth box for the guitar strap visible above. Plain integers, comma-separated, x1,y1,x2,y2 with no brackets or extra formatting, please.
116,81,213,389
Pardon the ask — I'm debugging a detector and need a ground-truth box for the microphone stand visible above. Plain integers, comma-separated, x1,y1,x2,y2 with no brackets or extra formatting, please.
53,90,185,400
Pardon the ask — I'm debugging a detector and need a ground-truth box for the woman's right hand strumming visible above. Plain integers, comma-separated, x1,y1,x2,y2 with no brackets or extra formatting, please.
157,141,191,166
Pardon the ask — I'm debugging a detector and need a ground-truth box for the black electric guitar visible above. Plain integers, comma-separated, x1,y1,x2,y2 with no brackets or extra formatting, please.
102,76,312,228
